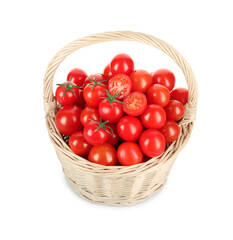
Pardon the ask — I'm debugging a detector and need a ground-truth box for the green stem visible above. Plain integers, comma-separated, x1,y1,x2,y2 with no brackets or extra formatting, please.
57,78,82,99
88,118,112,135
100,90,123,106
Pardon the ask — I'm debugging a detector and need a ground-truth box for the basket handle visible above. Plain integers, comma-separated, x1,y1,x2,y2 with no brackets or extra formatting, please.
43,31,198,122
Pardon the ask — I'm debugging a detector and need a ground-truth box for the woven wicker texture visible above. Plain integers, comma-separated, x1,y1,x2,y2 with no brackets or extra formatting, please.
43,31,198,205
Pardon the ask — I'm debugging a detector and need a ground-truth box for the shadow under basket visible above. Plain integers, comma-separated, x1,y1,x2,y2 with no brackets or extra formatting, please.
43,31,198,206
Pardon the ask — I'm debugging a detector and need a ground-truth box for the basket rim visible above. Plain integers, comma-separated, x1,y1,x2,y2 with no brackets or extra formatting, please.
43,31,198,175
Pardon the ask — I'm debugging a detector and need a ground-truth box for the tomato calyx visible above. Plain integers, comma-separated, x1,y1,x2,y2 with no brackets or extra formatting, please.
87,76,108,91
57,78,83,99
100,90,123,106
89,118,112,134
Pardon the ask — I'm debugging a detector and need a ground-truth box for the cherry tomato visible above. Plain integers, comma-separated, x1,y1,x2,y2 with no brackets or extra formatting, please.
83,119,110,145
55,79,81,106
117,142,143,166
170,88,189,105
80,106,100,127
55,105,82,136
147,84,170,107
139,129,166,157
83,73,108,86
69,131,92,156
110,53,134,75
130,69,153,93
98,90,124,123
67,68,87,86
152,69,175,91
106,123,120,145
108,74,132,99
88,143,117,166
140,104,166,129
159,120,180,143
103,64,113,79
98,100,123,123
164,100,185,121
117,116,142,141
83,82,107,107
123,92,147,116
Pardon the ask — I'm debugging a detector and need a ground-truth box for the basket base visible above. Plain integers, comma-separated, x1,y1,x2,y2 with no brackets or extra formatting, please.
65,175,167,206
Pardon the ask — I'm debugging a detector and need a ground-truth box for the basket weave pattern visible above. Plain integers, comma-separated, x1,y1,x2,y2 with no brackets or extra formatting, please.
43,31,198,205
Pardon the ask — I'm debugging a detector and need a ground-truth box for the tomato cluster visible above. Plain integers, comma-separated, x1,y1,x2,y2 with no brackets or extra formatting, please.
55,53,189,166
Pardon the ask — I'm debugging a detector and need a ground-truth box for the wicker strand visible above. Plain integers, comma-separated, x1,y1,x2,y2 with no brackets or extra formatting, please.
43,31,198,205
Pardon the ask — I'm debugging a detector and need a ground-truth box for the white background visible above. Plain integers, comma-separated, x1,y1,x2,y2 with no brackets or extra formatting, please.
0,1,233,239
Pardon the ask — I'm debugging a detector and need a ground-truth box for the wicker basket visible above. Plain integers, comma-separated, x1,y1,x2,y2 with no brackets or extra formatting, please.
43,31,198,206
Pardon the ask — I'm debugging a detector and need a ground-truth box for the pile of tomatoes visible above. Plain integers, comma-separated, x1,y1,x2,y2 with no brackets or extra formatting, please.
55,53,188,166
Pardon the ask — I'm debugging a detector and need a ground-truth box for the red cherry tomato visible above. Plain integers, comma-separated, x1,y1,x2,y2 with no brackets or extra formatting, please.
108,74,132,99
170,88,189,105
55,105,82,136
147,84,170,107
55,80,81,106
83,83,107,107
69,131,92,156
67,68,87,86
110,53,134,75
83,120,110,145
98,99,124,123
117,142,143,166
164,100,185,121
103,64,113,79
159,120,180,143
80,106,100,127
130,69,153,93
123,92,147,116
140,104,166,129
152,69,175,91
88,143,117,166
117,116,142,142
139,129,166,157
83,73,108,86
106,123,120,145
